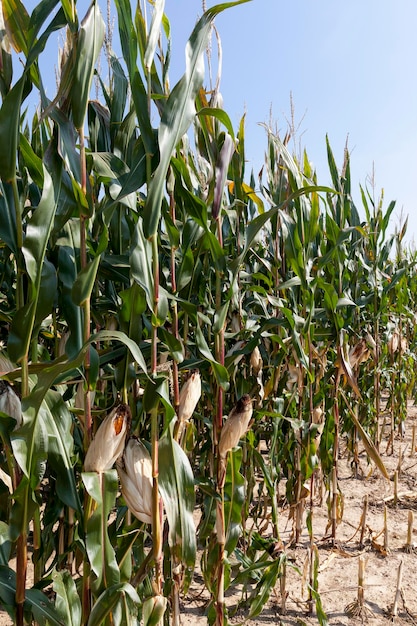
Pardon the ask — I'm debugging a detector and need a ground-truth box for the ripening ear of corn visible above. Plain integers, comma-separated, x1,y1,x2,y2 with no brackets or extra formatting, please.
117,437,153,524
178,370,201,426
250,346,262,375
143,594,168,626
218,395,253,487
84,404,130,472
387,329,407,357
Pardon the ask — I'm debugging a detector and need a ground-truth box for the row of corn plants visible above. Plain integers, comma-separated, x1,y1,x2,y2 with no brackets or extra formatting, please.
0,1,416,625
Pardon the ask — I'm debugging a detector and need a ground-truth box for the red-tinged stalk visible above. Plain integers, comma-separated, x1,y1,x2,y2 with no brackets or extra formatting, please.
11,176,29,626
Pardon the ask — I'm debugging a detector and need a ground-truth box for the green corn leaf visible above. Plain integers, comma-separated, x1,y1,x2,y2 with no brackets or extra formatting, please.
57,222,83,356
230,185,335,276
42,390,82,513
248,553,286,620
19,132,44,187
0,7,13,97
82,470,120,592
52,570,82,626
0,75,25,181
86,583,140,626
23,164,59,298
130,218,154,310
159,327,184,363
59,0,78,31
9,165,59,362
71,255,101,306
0,181,17,253
144,0,165,71
0,565,16,614
113,0,137,77
26,3,69,69
71,0,105,130
159,433,196,591
195,324,229,389
196,107,235,142
142,376,176,424
11,403,48,487
26,587,67,626
7,302,36,364
143,1,250,238
0,522,11,566
23,330,149,422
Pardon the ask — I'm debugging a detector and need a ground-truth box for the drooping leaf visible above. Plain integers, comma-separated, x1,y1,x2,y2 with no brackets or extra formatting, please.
196,107,235,142
340,389,389,480
23,330,149,422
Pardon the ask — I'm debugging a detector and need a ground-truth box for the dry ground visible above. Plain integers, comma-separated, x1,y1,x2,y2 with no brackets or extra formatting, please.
2,400,417,625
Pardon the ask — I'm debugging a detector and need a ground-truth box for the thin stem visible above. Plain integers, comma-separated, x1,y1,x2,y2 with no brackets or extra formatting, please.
214,214,226,626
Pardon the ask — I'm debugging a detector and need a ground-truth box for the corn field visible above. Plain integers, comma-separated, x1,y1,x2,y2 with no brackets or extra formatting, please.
0,1,416,625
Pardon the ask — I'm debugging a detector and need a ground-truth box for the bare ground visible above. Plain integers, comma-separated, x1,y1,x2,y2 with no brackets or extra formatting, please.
2,401,417,625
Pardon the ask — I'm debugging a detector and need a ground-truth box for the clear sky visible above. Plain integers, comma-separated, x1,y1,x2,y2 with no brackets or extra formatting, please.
23,0,417,246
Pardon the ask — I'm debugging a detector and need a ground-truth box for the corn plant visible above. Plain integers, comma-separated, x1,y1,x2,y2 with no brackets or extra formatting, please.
1,1,416,625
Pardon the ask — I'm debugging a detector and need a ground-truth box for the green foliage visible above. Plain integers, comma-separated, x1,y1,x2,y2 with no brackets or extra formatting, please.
0,0,414,624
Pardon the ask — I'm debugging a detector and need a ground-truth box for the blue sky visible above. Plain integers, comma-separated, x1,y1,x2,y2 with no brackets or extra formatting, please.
25,0,417,246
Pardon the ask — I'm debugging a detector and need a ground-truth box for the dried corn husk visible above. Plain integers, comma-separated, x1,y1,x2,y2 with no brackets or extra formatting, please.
0,468,12,493
349,339,370,369
286,363,303,392
365,332,376,357
250,346,262,375
117,438,153,524
219,394,253,458
84,404,130,472
388,330,407,357
178,370,201,423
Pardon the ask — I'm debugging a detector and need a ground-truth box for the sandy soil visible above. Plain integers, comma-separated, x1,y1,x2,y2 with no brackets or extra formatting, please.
2,401,417,625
